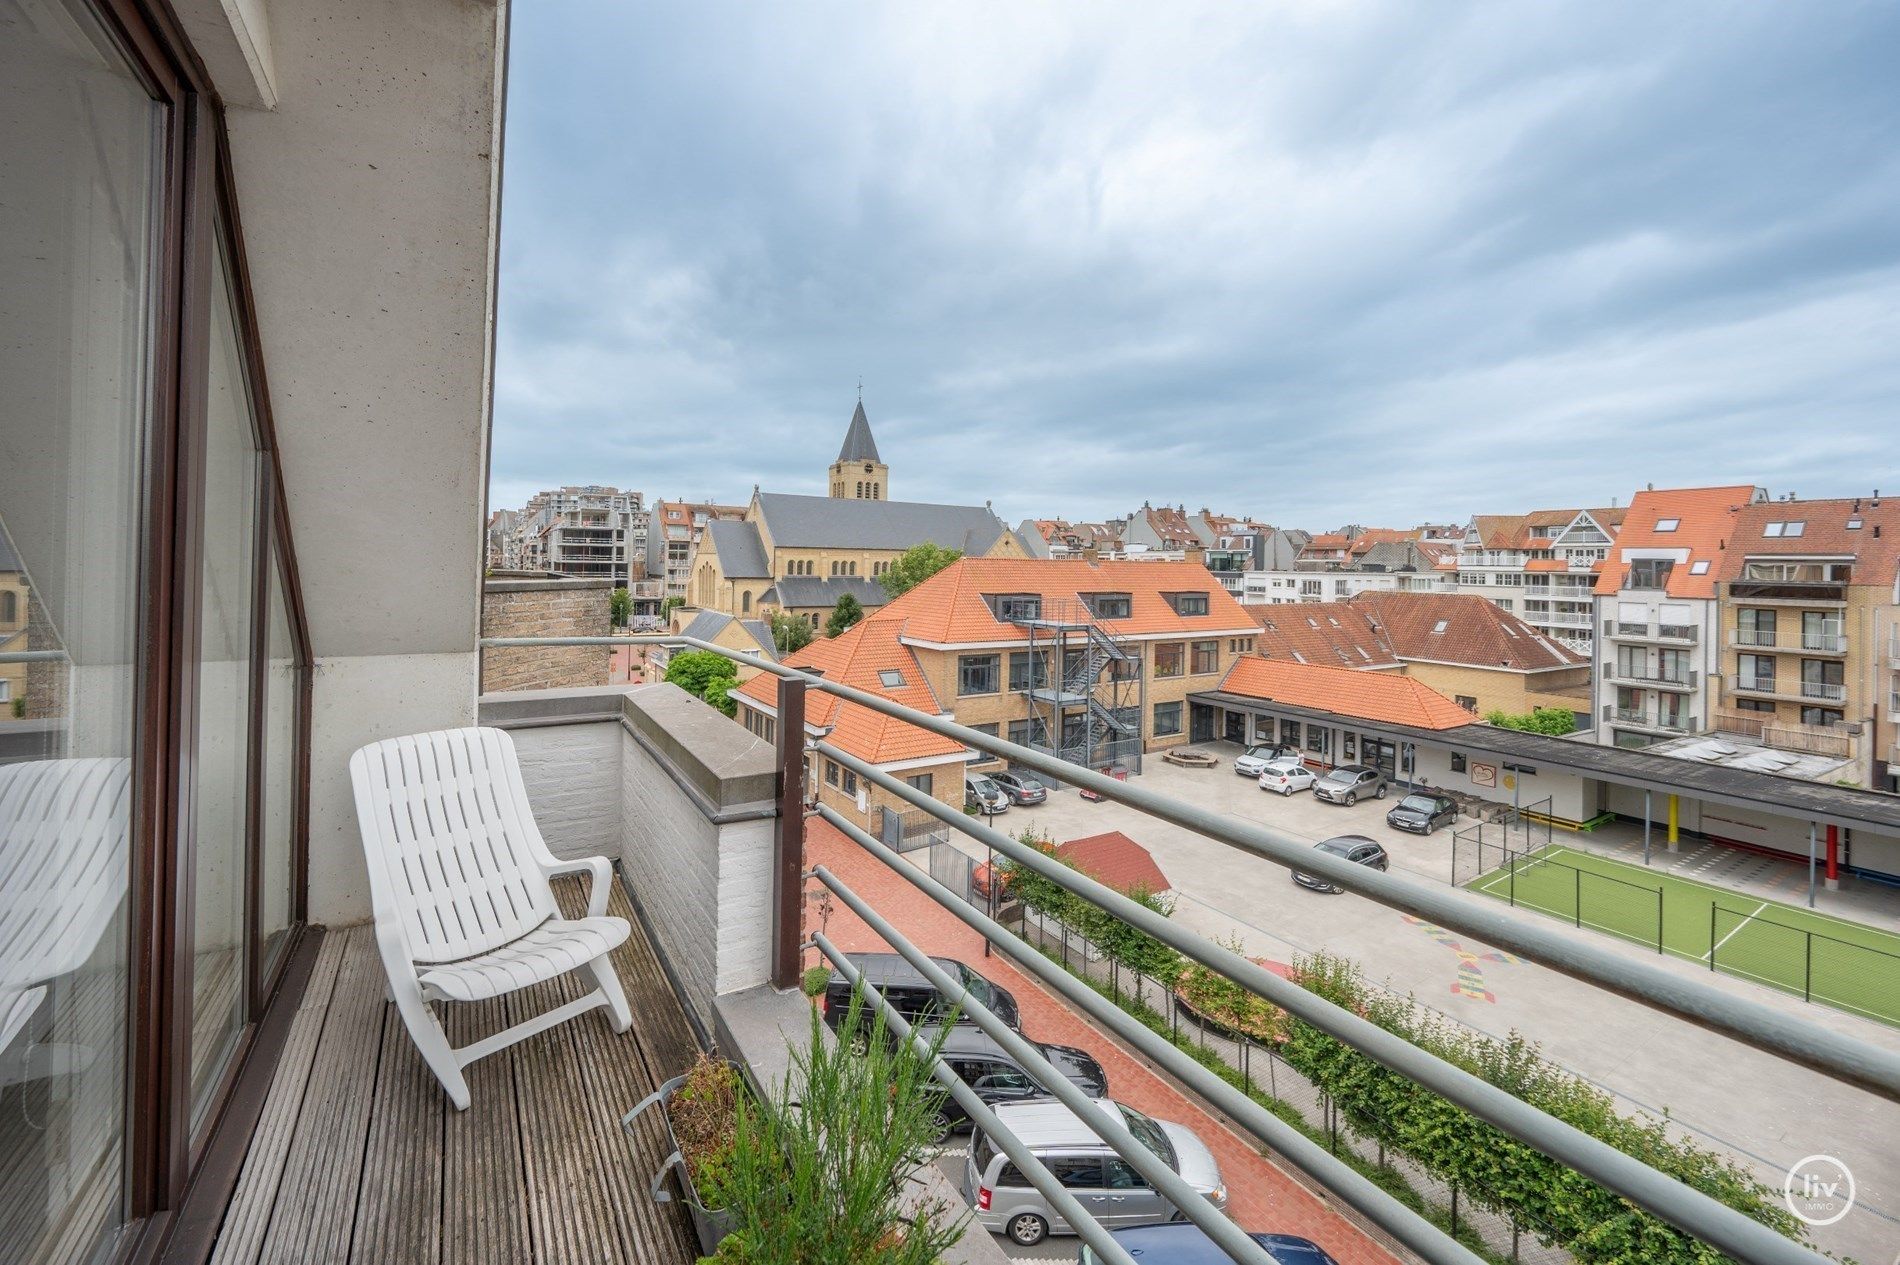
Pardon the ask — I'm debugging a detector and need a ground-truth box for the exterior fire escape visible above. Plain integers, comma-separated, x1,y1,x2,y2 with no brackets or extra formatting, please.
1011,598,1145,775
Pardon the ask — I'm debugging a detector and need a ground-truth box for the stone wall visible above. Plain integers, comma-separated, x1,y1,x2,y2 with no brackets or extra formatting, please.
480,577,611,692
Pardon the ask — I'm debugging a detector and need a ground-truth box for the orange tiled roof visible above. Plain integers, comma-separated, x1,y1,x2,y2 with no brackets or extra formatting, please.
871,558,1256,644
1352,592,1584,670
1249,603,1400,670
1056,831,1170,895
1595,485,1764,598
733,622,969,766
1523,558,1566,573
1716,497,1900,588
1215,656,1476,730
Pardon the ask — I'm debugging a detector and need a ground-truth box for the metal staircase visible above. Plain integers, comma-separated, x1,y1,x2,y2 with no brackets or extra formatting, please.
1009,599,1144,774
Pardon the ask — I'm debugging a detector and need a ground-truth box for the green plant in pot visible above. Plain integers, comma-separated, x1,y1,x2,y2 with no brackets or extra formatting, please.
702,995,965,1263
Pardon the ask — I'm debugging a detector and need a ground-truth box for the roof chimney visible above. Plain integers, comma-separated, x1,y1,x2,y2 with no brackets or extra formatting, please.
1082,541,1100,566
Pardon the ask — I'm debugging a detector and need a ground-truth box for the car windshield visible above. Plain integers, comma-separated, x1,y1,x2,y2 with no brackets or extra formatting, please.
972,779,998,794
1116,1102,1176,1167
1319,770,1354,783
1244,746,1273,758
1015,775,1043,790
956,965,994,1006
1315,840,1354,857
1398,795,1439,813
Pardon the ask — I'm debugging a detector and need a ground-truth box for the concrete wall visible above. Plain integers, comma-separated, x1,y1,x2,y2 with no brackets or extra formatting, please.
480,577,612,692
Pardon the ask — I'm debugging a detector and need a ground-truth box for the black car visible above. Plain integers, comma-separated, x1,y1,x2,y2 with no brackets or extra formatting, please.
1387,791,1458,835
824,953,1021,1048
916,1022,1108,1131
990,770,1050,805
1291,835,1389,893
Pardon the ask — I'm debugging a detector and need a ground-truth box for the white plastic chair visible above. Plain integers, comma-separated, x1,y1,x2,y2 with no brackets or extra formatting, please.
0,757,131,1085
349,727,633,1110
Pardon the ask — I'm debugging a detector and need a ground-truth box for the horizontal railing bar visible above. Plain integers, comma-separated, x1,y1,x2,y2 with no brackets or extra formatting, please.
817,804,1485,1265
0,650,69,663
479,635,1900,1103
812,869,1281,1265
817,751,1829,1265
814,935,1141,1265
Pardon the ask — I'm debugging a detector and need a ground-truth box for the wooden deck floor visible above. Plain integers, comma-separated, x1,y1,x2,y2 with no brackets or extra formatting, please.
207,877,701,1265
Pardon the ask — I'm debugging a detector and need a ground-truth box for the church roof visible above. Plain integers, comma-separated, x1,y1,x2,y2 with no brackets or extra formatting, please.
835,400,882,464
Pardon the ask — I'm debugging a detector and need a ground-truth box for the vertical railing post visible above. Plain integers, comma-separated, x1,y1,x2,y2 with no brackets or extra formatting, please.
772,676,806,990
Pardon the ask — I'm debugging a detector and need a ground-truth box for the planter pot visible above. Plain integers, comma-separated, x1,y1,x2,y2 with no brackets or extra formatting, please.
624,1072,739,1255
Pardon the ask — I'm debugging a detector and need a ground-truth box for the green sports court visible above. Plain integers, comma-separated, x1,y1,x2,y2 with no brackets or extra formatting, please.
1465,843,1900,1027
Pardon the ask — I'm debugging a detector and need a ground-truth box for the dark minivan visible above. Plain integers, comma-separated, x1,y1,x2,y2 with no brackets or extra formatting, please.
824,952,1021,1047
917,1022,1108,1131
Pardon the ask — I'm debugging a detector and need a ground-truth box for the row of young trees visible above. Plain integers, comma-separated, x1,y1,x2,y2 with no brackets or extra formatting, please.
999,838,1805,1264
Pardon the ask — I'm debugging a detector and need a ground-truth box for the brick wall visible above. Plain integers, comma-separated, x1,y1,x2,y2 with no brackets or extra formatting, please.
480,578,611,692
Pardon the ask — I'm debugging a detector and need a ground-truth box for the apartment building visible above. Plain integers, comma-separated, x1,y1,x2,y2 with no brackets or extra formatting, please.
1594,486,1767,748
733,558,1258,830
1018,518,1127,558
1713,494,1900,787
1241,538,1449,605
1451,506,1626,654
646,497,747,601
509,485,648,582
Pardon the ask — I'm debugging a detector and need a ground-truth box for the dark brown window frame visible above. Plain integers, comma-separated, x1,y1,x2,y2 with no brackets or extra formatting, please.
44,3,317,1262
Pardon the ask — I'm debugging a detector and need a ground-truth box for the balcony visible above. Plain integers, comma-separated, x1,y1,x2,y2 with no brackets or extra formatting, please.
418,634,1885,1265
1604,620,1697,645
1724,580,1847,605
1606,666,1698,692
1607,705,1699,734
1727,630,1849,655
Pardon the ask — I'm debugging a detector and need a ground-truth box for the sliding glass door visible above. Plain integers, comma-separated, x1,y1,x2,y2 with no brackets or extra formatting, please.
1,1,311,1258
0,1,165,1258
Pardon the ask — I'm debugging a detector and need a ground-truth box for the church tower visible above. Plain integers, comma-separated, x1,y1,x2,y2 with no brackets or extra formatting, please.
827,398,888,500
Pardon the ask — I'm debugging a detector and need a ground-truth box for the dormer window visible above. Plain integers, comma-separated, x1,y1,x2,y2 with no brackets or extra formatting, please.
1165,592,1209,617
987,593,1042,622
1083,592,1132,619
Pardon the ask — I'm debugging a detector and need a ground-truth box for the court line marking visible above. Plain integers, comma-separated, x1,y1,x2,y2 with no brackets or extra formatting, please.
1702,901,1768,962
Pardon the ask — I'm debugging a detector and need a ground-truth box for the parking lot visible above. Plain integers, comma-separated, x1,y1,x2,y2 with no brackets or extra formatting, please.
941,745,1900,1264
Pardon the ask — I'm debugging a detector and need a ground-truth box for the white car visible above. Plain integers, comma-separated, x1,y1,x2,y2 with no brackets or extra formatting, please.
1257,757,1316,796
1232,743,1296,777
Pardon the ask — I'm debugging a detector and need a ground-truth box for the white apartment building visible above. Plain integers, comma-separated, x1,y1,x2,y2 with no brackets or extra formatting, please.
510,486,648,583
1593,486,1767,748
1452,507,1625,654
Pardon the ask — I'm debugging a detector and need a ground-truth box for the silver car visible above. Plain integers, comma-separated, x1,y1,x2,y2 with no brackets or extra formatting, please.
1311,763,1387,806
963,1097,1227,1247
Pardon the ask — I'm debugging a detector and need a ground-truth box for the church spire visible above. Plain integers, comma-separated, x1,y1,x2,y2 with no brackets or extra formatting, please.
836,399,881,464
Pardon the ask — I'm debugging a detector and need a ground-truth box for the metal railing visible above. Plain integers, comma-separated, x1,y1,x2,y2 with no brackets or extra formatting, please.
482,634,1899,1265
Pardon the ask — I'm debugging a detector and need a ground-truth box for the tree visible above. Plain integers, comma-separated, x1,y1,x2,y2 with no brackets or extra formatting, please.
609,586,633,628
825,592,865,637
878,542,962,599
1483,706,1578,736
767,610,813,655
664,649,738,716
660,595,685,621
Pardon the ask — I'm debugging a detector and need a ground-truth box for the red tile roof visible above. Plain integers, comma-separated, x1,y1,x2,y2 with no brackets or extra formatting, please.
1215,657,1476,730
1249,604,1400,670
733,621,969,766
1056,831,1171,895
1352,592,1584,670
871,558,1256,644
1595,485,1764,598
1717,497,1900,589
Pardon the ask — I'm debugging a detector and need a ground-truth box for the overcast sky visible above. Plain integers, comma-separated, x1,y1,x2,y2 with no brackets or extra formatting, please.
491,2,1900,530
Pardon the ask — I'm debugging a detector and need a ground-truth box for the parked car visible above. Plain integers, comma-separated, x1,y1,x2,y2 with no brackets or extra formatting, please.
1257,756,1316,796
917,1022,1108,1132
966,774,1011,814
1291,835,1389,892
1312,763,1387,805
1386,790,1458,835
966,1097,1227,1246
990,769,1050,805
823,953,1020,1047
1078,1224,1341,1264
1233,743,1297,777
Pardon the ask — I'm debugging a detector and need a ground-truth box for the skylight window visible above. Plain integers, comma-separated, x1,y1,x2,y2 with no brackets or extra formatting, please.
1654,518,1680,532
1762,521,1805,538
1690,560,1711,575
1847,518,1863,529
1431,620,1449,633
1305,617,1318,628
1291,650,1307,663
877,669,906,688
1355,647,1370,661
